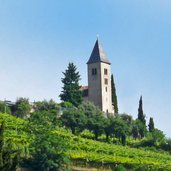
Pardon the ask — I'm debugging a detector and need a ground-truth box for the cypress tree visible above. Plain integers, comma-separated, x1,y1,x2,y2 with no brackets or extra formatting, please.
111,74,118,114
60,62,82,107
138,96,146,125
148,117,155,132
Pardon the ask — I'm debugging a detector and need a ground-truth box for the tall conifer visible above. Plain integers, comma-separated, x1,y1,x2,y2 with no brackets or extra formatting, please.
138,96,146,125
111,74,118,114
148,117,155,132
60,62,82,107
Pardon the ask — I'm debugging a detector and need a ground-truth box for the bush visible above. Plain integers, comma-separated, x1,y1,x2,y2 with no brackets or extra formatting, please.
80,129,94,139
114,164,126,171
160,139,171,153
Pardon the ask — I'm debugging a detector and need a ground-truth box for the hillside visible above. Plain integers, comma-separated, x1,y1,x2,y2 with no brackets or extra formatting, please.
55,128,171,171
1,113,170,170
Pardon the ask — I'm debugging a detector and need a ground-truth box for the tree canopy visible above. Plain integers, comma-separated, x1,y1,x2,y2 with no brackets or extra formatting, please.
59,62,82,107
12,98,31,118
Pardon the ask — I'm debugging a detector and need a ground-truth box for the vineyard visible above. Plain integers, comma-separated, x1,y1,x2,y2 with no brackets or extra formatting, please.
0,113,32,155
0,113,171,170
55,129,171,170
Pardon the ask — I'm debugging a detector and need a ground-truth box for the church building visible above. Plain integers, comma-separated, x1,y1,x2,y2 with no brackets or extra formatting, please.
82,39,114,114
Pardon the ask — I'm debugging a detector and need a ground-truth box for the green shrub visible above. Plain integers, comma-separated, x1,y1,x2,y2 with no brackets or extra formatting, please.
114,164,126,171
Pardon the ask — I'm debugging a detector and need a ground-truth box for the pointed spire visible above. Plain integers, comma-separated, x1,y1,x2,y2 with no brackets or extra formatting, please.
87,39,111,65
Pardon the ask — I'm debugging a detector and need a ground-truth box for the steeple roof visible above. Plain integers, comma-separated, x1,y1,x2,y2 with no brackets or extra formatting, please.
87,39,111,64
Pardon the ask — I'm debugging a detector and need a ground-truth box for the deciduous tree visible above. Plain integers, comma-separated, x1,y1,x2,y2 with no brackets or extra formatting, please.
61,108,87,134
13,98,31,118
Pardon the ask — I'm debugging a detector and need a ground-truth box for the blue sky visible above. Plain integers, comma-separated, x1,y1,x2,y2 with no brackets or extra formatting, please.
0,0,171,137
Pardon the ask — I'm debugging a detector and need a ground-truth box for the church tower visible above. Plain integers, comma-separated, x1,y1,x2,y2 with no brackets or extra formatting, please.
87,39,114,114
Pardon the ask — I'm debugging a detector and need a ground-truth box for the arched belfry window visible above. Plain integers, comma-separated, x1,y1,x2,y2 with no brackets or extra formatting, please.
92,68,97,75
105,78,108,85
104,68,108,75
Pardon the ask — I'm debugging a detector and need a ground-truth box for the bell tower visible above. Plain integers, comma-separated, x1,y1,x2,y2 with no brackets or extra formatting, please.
87,39,114,114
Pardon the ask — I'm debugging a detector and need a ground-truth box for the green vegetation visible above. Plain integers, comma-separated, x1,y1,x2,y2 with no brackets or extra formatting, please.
0,62,170,170
59,62,83,107
0,113,31,171
0,108,171,170
138,96,146,125
148,117,155,132
0,109,69,171
12,97,31,118
0,101,11,114
111,74,118,114
55,128,171,171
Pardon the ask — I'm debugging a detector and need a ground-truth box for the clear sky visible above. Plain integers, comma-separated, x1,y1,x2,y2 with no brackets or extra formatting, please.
0,0,171,137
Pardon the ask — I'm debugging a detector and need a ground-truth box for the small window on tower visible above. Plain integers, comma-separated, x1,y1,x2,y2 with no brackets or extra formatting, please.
92,68,97,75
104,69,108,75
105,87,108,92
105,78,108,85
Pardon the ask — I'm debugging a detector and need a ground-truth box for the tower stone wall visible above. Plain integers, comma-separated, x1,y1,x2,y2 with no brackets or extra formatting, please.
88,62,102,109
86,39,114,114
100,62,113,113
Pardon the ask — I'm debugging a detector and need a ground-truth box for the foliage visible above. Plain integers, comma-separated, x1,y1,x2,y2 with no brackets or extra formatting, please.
103,115,131,145
61,107,87,134
138,96,146,125
132,119,147,139
0,113,31,171
160,139,171,154
119,113,133,125
87,111,105,140
78,101,97,117
150,129,165,146
103,117,114,142
0,101,11,114
60,101,73,108
70,138,171,170
55,129,171,170
0,111,170,170
27,127,69,171
59,62,82,107
114,164,126,171
80,129,94,139
33,99,59,113
26,108,70,171
112,118,129,145
79,101,105,140
0,122,20,171
148,117,155,132
29,110,59,127
12,98,31,118
111,74,118,114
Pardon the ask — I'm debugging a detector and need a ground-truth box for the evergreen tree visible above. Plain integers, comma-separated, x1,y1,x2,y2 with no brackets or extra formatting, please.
148,117,155,132
138,96,146,125
111,74,118,114
60,62,82,107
